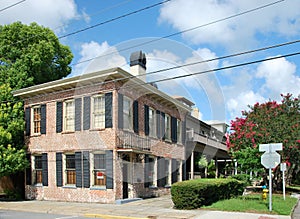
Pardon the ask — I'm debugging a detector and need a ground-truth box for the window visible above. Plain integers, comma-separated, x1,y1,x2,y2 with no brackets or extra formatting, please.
92,95,105,129
34,155,43,184
177,119,182,143
149,108,156,137
123,97,132,130
165,114,171,140
93,153,106,187
32,106,41,134
64,100,75,131
65,154,76,185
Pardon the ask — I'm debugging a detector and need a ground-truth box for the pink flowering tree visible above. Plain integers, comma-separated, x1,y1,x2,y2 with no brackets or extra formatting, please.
227,94,300,186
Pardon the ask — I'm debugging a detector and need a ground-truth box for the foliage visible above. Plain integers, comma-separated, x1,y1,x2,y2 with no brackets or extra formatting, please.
202,194,297,215
171,178,245,209
227,94,300,185
230,174,252,186
0,22,73,177
0,22,73,87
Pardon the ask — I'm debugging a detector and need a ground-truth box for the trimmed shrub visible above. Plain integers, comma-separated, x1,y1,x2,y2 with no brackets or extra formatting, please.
230,174,251,186
171,178,245,209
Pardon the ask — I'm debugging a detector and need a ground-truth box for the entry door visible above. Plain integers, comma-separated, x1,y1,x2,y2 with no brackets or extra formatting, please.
122,163,128,199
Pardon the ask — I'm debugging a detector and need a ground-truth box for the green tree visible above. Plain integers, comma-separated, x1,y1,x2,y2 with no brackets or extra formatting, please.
0,22,73,87
0,22,73,177
227,94,300,186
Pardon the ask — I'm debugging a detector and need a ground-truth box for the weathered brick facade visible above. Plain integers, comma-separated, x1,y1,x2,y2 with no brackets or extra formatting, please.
15,67,190,203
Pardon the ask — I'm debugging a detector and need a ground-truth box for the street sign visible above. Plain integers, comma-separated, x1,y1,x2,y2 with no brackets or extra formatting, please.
261,152,281,169
280,163,286,171
259,143,283,212
259,143,282,152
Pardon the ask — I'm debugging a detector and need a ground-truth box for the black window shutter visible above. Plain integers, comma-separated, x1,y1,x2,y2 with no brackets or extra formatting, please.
40,104,46,134
42,153,48,186
83,151,90,188
171,159,178,184
25,107,31,136
75,152,82,188
56,153,63,187
106,150,114,189
144,154,150,188
156,110,161,139
83,96,91,130
161,112,165,140
26,154,31,185
144,105,149,136
133,100,139,134
181,120,186,145
171,117,177,143
75,98,82,131
105,92,113,128
118,93,123,129
157,157,165,187
56,102,63,133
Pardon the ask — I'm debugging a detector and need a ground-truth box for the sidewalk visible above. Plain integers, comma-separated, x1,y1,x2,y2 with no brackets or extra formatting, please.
0,195,297,219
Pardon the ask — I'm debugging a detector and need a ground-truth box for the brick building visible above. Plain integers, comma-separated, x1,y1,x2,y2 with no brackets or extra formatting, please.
13,51,192,203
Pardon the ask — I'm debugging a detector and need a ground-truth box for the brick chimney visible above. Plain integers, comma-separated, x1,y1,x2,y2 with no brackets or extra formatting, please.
130,51,146,82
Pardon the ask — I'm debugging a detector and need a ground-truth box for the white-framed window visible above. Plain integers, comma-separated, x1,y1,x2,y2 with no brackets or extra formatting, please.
165,114,171,140
92,95,105,129
149,107,156,137
32,155,43,184
123,96,132,130
177,119,182,143
32,106,41,134
91,152,106,187
64,154,76,185
165,158,171,186
64,100,75,131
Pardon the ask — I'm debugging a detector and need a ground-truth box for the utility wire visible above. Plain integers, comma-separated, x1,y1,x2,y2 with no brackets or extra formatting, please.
0,0,25,13
58,0,171,39
71,0,285,67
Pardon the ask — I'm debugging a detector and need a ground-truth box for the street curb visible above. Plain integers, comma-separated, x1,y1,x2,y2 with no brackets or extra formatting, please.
84,213,148,219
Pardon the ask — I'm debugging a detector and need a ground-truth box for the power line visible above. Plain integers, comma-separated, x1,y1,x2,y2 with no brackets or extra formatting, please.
0,0,25,13
58,0,171,39
71,0,285,67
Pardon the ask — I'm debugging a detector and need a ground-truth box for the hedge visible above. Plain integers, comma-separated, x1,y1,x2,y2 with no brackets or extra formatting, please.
171,178,245,209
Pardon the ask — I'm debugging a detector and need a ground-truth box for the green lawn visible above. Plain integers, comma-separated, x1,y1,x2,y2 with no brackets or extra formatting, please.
202,194,298,215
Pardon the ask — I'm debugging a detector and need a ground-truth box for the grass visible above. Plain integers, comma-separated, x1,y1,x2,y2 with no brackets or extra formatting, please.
202,193,298,215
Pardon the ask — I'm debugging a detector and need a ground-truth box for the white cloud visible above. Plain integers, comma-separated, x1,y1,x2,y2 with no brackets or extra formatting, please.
159,0,300,50
226,90,266,119
72,41,127,76
0,0,82,32
256,57,300,98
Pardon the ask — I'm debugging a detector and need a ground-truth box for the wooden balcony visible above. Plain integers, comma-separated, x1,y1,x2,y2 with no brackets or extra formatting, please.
117,130,151,152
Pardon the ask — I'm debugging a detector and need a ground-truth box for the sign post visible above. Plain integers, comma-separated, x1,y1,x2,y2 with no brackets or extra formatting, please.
280,163,287,200
259,143,282,212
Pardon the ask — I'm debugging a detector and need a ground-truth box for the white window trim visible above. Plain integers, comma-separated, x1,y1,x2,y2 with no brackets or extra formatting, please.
123,96,133,131
165,114,171,141
63,153,76,186
31,155,43,186
91,94,105,129
31,105,41,135
149,107,156,137
90,152,106,188
63,100,75,132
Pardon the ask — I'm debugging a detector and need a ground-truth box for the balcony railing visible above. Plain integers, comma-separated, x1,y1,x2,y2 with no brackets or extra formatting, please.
117,130,151,151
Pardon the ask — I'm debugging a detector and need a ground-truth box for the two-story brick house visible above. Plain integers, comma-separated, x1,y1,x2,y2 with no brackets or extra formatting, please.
13,51,191,203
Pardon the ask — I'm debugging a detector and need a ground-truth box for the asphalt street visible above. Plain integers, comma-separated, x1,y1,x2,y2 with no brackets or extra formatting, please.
0,210,92,219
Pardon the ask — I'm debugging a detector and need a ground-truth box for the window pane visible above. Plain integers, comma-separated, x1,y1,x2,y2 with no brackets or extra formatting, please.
66,155,75,169
94,154,105,169
123,97,132,130
33,107,41,133
93,96,105,129
149,108,156,137
65,101,74,131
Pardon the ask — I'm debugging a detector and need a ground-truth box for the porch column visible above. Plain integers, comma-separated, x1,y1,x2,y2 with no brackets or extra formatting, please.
190,152,194,179
234,161,238,175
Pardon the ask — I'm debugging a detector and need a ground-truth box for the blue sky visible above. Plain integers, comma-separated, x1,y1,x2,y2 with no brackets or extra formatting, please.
1,0,300,123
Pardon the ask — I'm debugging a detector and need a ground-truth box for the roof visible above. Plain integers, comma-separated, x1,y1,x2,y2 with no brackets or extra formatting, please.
13,67,191,112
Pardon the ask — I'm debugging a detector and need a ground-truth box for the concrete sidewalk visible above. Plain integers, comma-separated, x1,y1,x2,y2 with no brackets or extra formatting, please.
0,195,296,219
